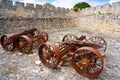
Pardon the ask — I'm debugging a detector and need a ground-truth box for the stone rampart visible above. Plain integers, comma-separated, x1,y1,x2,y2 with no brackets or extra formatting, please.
77,2,120,16
0,0,120,38
0,1,73,35
75,2,120,37
0,1,70,18
0,17,72,35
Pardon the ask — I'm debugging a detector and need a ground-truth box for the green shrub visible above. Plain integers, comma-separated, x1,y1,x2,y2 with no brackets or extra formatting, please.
73,2,91,11
43,2,54,7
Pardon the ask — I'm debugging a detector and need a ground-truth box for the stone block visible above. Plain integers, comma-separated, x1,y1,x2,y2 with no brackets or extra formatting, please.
14,2,24,8
0,1,13,8
111,2,120,14
25,3,34,9
35,4,42,9
103,4,111,9
95,5,103,9
112,2,120,7
57,7,61,11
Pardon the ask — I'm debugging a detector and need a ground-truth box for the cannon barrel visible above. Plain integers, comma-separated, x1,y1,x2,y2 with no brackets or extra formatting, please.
81,42,101,49
71,40,101,49
9,28,37,39
2,28,37,46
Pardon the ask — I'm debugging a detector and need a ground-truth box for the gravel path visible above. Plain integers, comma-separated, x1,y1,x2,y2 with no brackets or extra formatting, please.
0,27,120,80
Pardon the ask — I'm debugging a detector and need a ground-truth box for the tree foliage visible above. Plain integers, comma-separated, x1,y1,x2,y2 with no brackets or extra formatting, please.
43,2,54,7
73,2,91,11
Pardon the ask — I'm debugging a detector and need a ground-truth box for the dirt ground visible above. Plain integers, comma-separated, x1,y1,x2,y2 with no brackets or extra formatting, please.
0,27,120,80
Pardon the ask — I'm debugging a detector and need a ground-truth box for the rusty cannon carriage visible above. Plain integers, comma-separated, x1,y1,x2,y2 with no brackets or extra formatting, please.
0,28,37,51
0,28,48,54
38,34,107,78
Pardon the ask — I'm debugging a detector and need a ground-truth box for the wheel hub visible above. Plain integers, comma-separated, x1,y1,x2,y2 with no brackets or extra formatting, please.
81,58,90,68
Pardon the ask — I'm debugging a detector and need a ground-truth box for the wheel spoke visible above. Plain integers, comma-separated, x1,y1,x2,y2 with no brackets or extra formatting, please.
88,36,107,51
16,36,33,53
91,62,102,68
1,35,15,51
89,37,94,43
91,67,96,73
38,42,60,68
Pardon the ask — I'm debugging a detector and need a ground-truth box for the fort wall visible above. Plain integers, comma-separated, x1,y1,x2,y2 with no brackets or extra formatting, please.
0,1,72,35
75,2,120,37
0,0,120,37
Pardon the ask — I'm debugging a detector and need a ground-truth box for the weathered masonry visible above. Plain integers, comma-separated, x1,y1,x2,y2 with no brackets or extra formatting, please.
0,0,73,35
0,0,120,37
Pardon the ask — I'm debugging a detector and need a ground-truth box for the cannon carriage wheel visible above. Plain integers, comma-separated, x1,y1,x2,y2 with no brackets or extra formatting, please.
0,34,15,51
60,33,78,50
16,35,33,54
62,33,78,42
88,36,107,52
72,47,104,78
41,31,48,42
37,31,48,44
38,42,61,68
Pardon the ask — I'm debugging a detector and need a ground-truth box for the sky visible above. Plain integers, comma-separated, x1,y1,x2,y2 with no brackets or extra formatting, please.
12,0,120,8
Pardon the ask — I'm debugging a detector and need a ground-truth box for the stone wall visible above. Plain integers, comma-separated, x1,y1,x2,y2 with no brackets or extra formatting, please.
0,0,120,38
77,2,120,15
75,2,120,37
0,1,70,18
0,1,73,35
0,18,72,35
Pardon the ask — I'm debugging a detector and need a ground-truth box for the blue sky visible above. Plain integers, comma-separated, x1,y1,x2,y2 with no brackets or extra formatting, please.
12,0,120,8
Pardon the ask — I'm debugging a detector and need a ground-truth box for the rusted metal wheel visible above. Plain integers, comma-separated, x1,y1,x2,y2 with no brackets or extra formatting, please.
62,33,78,42
37,31,48,45
36,38,45,45
38,42,61,68
16,35,33,54
0,34,15,51
88,36,107,52
41,31,48,42
72,47,104,78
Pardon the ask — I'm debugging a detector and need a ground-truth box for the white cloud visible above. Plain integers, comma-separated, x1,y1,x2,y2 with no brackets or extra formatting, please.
18,0,89,8
20,0,36,3
52,0,88,8
19,0,45,4
14,0,90,8
110,0,120,4
13,0,120,8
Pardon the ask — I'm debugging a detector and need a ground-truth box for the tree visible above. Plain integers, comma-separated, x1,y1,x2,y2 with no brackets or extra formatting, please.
43,2,54,7
73,2,91,11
